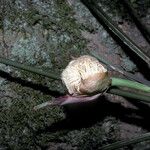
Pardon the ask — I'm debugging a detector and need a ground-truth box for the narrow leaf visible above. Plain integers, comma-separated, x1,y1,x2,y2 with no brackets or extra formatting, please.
90,52,150,86
81,0,150,66
0,57,60,80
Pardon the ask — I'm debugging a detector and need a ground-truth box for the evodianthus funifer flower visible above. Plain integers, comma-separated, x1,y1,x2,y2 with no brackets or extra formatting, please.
61,55,111,96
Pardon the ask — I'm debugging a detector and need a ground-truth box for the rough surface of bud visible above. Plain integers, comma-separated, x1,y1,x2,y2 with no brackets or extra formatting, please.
61,55,111,95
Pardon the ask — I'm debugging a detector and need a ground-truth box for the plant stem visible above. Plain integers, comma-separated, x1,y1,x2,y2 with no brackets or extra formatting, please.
0,57,60,80
90,51,150,86
111,77,150,93
100,132,150,150
0,58,150,102
108,88,150,103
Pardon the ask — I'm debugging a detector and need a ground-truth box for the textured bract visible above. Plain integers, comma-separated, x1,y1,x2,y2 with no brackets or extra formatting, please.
61,55,110,95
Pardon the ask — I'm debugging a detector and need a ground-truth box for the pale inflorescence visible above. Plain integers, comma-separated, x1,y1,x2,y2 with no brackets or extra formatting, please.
61,55,110,95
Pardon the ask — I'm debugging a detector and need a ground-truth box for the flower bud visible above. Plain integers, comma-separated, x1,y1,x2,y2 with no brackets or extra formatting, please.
61,55,111,95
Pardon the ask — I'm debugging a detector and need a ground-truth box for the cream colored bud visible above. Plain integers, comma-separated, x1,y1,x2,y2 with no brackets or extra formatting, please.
61,55,111,95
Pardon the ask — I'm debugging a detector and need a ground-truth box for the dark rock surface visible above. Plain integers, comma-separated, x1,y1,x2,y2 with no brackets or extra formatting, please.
0,0,150,149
